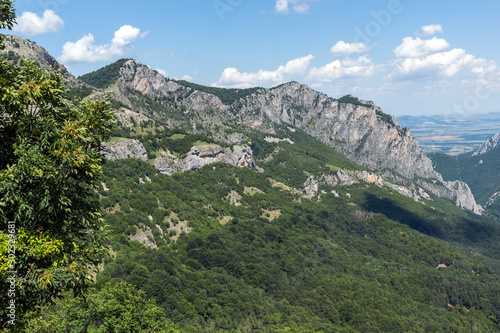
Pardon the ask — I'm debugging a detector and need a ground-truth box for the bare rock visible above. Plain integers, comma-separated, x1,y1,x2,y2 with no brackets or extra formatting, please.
102,139,148,161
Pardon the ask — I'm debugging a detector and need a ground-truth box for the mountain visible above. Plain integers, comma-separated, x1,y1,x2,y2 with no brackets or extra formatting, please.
4,36,500,332
77,58,484,213
0,34,74,80
429,133,500,221
473,133,500,156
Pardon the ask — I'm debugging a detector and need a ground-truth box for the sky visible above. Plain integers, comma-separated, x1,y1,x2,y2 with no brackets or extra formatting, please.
3,0,500,117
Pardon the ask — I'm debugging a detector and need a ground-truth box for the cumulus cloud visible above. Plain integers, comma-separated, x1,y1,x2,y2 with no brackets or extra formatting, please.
389,36,497,80
275,0,290,14
275,0,314,15
390,49,496,80
59,25,148,64
216,55,314,88
293,4,310,14
420,24,443,36
394,36,450,58
330,41,371,56
307,56,377,82
13,10,64,35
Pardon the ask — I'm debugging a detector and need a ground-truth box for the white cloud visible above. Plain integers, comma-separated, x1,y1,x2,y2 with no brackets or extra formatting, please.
275,0,314,15
13,10,64,35
420,24,443,36
293,4,310,14
216,55,314,88
389,34,498,81
275,0,289,14
307,55,377,82
394,36,450,58
330,41,371,56
155,69,167,77
182,75,193,81
390,48,496,80
59,25,147,64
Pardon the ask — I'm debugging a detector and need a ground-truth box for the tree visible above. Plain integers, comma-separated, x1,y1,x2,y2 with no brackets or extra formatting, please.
25,282,180,333
0,0,16,49
0,2,114,329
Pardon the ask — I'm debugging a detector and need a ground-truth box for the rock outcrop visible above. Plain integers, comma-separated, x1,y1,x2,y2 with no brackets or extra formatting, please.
239,83,440,180
1,35,76,81
472,133,500,156
102,139,148,161
153,144,255,176
303,170,432,203
485,191,500,208
418,179,483,214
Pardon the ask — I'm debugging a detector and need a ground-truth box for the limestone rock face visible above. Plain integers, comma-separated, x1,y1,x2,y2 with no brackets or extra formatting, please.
303,170,384,199
111,62,438,181
445,181,484,214
418,179,483,214
239,83,440,180
304,170,429,202
485,191,500,208
119,59,187,96
0,35,80,85
472,133,500,156
102,139,148,161
153,145,255,176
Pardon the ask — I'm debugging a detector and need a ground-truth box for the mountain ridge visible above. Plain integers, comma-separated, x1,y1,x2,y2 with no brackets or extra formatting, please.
0,37,482,213
93,58,481,213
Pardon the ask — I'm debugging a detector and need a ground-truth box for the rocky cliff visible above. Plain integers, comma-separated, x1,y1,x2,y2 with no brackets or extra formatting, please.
102,138,148,161
241,83,440,180
472,133,500,156
0,35,75,81
153,144,255,176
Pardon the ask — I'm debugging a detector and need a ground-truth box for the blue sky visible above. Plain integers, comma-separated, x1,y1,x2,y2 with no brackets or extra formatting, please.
4,0,500,116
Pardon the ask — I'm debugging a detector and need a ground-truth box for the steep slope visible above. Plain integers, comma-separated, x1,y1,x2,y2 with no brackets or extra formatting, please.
0,36,484,210
0,35,74,80
83,59,436,179
430,133,500,220
96,157,500,332
473,132,500,156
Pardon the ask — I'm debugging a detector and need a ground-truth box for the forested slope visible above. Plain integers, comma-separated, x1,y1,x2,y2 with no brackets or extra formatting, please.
93,133,500,332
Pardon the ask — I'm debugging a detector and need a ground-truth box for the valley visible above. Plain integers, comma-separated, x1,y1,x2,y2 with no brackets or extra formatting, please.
397,112,500,155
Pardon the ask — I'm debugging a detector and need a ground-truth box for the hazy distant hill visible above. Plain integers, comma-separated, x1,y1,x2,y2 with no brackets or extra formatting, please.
397,112,500,155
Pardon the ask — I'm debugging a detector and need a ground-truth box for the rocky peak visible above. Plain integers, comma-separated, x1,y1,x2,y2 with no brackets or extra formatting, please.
240,83,440,180
119,59,187,96
0,35,75,81
472,133,500,156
